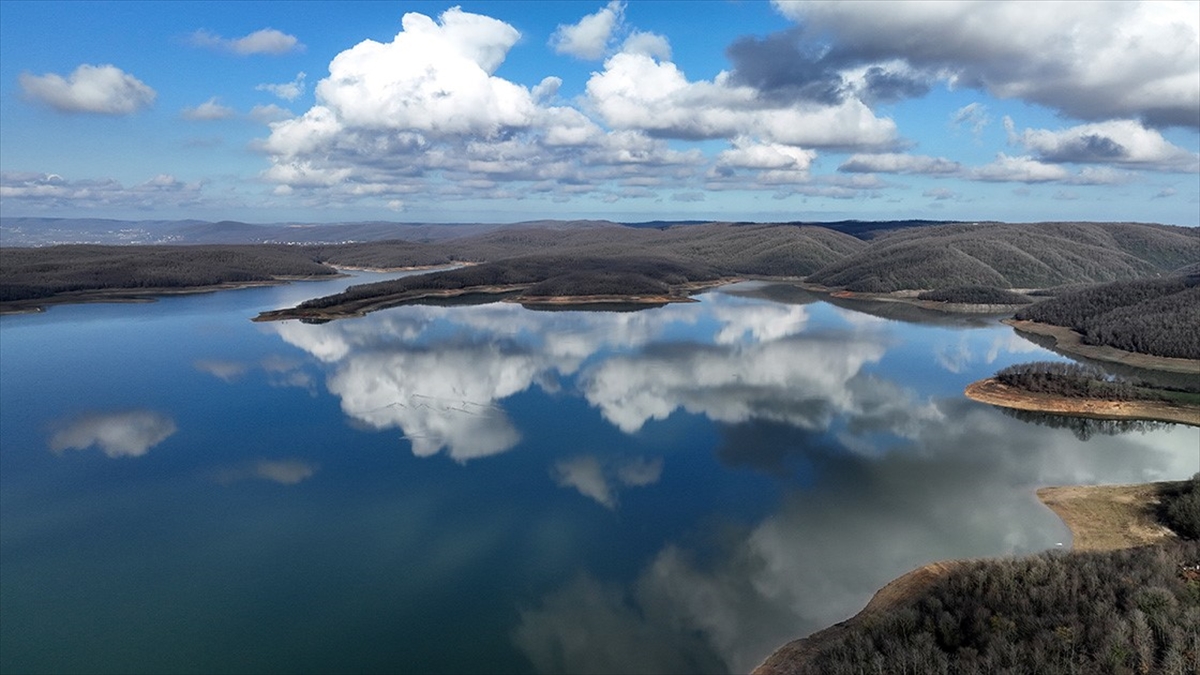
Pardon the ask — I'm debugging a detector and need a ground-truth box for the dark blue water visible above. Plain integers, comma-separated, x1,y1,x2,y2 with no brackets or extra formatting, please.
2,274,1196,674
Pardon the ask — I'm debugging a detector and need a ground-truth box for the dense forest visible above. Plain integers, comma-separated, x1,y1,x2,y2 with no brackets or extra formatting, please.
917,285,1032,304
293,255,724,310
806,222,1197,292
992,361,1198,400
0,245,337,303
1015,274,1200,360
4,221,1197,323
793,475,1200,675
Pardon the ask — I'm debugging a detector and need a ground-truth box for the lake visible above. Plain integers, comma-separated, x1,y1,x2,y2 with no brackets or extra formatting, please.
2,272,1196,675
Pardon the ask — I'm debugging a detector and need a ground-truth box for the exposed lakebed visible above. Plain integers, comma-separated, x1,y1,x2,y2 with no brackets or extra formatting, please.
2,271,1196,674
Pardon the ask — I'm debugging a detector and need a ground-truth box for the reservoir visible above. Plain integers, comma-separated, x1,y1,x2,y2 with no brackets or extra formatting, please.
2,271,1196,674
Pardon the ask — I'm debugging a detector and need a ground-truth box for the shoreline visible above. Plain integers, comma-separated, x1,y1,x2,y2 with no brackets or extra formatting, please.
963,377,1200,427
0,274,345,316
1004,318,1200,375
252,277,739,322
803,284,1032,315
752,478,1188,674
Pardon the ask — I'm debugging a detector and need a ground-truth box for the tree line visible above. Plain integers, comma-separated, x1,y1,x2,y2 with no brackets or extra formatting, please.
796,474,1200,674
0,245,337,302
1015,275,1200,360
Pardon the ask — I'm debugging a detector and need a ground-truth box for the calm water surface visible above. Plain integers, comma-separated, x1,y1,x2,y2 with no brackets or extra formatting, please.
2,273,1197,674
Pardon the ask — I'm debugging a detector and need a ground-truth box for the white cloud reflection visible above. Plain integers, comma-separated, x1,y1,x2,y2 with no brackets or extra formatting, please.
211,458,319,485
552,455,664,508
49,410,177,458
515,398,1200,674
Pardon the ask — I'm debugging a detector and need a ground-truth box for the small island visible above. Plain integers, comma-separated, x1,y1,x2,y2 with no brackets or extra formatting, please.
964,361,1200,427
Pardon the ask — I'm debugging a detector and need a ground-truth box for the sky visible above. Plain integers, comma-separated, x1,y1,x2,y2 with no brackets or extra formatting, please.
0,0,1197,225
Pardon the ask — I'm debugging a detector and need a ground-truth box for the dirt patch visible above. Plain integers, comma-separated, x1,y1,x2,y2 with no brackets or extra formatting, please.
1036,483,1182,551
964,378,1200,427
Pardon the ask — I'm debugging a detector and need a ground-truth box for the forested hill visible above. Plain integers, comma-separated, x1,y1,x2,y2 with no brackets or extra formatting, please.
1015,272,1200,360
309,222,867,278
805,222,1199,292
0,245,338,304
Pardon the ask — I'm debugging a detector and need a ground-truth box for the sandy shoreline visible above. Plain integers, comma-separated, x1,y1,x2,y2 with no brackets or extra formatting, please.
964,377,1200,426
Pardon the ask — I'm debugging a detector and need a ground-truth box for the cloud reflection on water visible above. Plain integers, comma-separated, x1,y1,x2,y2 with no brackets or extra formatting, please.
48,409,177,458
516,397,1200,674
263,284,1199,674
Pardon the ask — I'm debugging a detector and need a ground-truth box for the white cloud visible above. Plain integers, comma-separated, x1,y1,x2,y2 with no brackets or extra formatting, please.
49,410,177,458
716,137,817,172
838,152,961,175
1005,117,1200,172
550,1,625,59
970,154,1072,183
256,72,306,101
313,8,533,136
620,30,671,60
0,172,204,212
951,102,990,135
190,28,303,55
586,51,899,148
249,103,292,123
19,64,155,115
772,0,1200,128
181,97,236,121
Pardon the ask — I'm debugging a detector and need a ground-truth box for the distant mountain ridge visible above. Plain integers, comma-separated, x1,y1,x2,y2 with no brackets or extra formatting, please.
0,217,961,247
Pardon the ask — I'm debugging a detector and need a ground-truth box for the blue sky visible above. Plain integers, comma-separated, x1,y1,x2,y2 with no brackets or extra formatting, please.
1,1,1197,224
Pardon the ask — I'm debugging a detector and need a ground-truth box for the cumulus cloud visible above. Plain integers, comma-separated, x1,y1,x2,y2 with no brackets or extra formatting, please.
716,137,817,172
49,410,177,458
19,64,155,114
620,30,671,60
309,8,531,136
772,0,1200,128
969,154,1073,183
190,28,303,55
1005,117,1199,172
550,1,625,59
256,72,306,101
181,97,236,121
257,7,712,204
586,50,898,148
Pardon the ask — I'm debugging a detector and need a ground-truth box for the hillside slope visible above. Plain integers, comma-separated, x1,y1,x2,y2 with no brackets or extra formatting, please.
807,222,1198,292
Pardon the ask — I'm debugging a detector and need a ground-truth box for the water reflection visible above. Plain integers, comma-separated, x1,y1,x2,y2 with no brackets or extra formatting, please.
516,397,1199,674
998,407,1173,440
259,283,1198,673
49,409,176,458
3,279,1197,675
